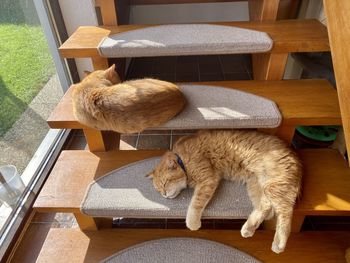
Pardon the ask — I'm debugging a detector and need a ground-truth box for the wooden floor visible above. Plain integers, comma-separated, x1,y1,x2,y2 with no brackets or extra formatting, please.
10,226,350,263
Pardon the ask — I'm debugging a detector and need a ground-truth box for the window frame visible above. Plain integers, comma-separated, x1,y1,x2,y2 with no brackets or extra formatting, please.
0,0,73,259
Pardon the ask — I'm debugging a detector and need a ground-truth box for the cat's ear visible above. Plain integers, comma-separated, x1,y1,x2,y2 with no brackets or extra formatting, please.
105,64,121,84
168,159,177,170
83,71,91,77
145,172,154,178
105,64,116,78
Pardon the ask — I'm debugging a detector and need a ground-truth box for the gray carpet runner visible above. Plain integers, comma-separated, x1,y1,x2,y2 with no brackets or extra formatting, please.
98,24,273,58
81,157,253,219
154,85,282,130
101,238,261,263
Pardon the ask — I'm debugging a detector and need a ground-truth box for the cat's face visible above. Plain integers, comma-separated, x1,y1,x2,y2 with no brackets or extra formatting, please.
83,64,120,85
148,151,187,199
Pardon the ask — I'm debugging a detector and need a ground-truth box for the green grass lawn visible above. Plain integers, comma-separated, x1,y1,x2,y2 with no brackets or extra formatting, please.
0,0,55,136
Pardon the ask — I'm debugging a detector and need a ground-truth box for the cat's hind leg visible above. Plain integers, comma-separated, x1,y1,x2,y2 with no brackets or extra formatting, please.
241,194,272,238
245,177,273,220
271,207,293,254
241,178,273,238
265,182,298,253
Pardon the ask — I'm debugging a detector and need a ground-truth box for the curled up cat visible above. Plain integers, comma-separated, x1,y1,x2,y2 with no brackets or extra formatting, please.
147,130,302,254
72,64,186,133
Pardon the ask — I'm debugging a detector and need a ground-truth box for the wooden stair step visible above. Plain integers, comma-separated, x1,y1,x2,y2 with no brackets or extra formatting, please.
98,24,273,58
47,79,341,130
59,19,329,58
12,227,350,263
34,150,163,212
81,156,253,219
34,149,350,217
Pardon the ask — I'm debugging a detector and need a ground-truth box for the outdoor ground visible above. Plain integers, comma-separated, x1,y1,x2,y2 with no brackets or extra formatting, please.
0,0,55,136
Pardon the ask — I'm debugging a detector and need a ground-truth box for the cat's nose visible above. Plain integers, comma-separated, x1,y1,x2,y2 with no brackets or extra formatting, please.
164,190,178,199
162,191,171,198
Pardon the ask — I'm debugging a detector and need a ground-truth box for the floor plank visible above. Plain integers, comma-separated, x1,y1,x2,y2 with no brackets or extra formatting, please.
10,227,350,263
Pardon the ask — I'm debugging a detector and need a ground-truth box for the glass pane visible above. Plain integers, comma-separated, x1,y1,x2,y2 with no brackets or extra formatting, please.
0,0,63,230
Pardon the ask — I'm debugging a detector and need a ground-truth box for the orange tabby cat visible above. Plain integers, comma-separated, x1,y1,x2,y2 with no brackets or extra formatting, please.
72,64,186,133
148,130,302,254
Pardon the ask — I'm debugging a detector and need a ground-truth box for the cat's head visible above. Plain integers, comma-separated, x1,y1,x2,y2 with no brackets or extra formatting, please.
83,64,121,85
147,151,187,199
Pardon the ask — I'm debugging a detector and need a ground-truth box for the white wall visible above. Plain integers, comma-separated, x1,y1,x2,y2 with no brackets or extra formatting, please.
130,2,249,24
58,0,97,80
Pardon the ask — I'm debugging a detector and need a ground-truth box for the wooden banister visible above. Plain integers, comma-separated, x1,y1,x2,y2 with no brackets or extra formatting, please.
324,0,350,165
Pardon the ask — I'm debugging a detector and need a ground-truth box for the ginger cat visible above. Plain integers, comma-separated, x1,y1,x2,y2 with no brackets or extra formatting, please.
72,65,186,133
148,130,302,254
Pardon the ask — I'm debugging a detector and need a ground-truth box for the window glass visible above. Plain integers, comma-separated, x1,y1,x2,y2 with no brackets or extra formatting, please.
0,0,63,231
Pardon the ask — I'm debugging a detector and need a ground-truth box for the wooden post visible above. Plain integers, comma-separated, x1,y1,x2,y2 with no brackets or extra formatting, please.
74,213,113,231
83,129,120,152
291,214,305,233
252,53,289,80
275,125,296,144
248,0,280,21
95,0,118,26
258,125,295,145
324,0,350,166
74,213,99,230
248,0,288,81
91,56,109,70
94,0,127,80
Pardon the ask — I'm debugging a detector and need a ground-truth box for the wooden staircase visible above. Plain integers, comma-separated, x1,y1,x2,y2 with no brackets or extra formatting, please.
13,1,350,262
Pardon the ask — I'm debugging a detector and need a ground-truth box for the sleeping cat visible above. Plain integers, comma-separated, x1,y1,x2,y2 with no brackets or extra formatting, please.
148,130,302,254
72,64,186,133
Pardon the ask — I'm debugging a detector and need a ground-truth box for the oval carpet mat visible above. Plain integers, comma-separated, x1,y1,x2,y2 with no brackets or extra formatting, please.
101,238,261,263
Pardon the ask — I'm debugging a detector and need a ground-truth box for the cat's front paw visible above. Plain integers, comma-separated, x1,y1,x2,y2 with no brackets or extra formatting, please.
240,222,255,238
186,216,201,231
271,241,285,254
